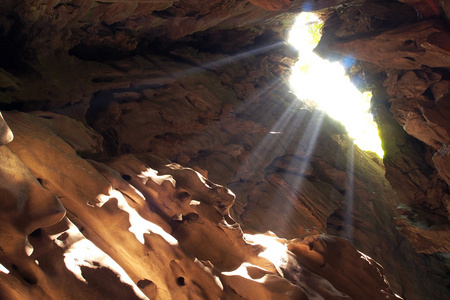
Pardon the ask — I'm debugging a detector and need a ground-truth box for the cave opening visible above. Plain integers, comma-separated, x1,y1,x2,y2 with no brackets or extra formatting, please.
288,12,384,157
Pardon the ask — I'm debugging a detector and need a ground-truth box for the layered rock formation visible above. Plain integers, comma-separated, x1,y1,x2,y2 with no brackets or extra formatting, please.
0,110,402,299
315,0,450,256
0,0,449,299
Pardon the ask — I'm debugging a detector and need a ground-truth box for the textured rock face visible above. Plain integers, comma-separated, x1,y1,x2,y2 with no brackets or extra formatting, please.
315,0,450,257
0,0,449,299
0,112,13,144
0,111,402,299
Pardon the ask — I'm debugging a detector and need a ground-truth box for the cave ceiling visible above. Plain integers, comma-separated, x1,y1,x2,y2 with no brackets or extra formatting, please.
0,0,449,299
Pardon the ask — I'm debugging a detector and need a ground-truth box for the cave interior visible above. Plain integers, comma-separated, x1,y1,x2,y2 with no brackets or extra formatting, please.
0,0,449,299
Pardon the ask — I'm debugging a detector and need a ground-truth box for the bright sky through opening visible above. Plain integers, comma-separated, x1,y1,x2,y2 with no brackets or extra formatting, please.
288,12,384,157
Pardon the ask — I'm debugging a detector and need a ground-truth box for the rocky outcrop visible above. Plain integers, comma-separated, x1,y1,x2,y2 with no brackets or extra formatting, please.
0,112,13,144
0,0,449,299
0,111,403,299
316,0,450,258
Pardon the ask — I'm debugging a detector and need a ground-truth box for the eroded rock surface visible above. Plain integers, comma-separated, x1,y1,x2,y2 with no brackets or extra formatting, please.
0,111,402,299
316,0,450,264
0,0,449,299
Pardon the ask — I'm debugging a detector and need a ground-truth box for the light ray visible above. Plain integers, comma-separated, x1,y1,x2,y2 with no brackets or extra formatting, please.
275,109,325,192
163,41,287,81
234,78,285,111
343,142,355,240
237,100,307,180
275,110,326,233
190,42,286,73
297,110,326,158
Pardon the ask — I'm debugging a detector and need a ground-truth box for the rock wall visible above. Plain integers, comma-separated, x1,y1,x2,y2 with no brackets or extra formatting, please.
315,0,450,259
0,0,449,299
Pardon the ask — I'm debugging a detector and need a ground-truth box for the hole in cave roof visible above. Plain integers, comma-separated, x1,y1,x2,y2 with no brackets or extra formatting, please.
288,12,384,157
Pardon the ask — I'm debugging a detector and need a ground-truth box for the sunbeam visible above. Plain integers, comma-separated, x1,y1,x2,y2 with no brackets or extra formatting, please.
296,110,325,158
167,41,287,80
234,77,286,114
232,88,326,234
233,12,377,235
240,100,308,181
274,110,326,233
343,142,355,241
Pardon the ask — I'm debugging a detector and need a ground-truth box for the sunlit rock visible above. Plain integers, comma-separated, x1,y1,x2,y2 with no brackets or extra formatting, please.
0,112,13,145
0,0,449,299
288,235,401,300
0,110,407,299
0,143,66,288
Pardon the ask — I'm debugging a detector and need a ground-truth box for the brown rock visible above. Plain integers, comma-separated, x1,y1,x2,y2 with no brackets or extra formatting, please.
0,0,449,299
398,0,443,17
0,112,13,145
330,21,450,70
248,0,293,11
0,145,65,287
433,144,450,186
288,235,401,300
